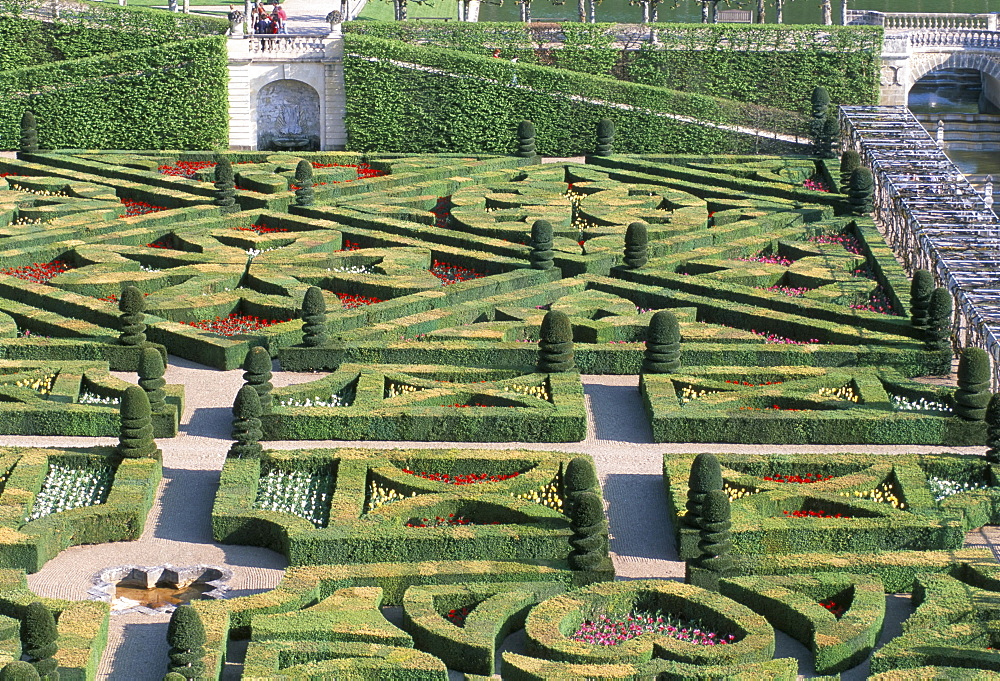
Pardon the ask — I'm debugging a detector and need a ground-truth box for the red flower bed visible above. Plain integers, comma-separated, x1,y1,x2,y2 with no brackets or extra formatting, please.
0,259,73,284
120,199,167,218
232,223,288,234
401,469,520,485
405,514,499,527
158,161,216,179
336,240,361,252
782,510,848,518
819,598,846,618
0,172,20,178
803,177,830,192
430,196,451,228
725,380,783,387
334,292,381,309
809,233,863,255
430,261,484,285
446,606,471,626
850,284,900,316
763,473,833,484
310,162,387,181
180,313,290,336
738,405,805,412
146,234,179,250
98,291,149,304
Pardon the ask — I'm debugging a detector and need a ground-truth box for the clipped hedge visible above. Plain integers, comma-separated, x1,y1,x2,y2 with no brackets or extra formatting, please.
213,448,612,575
264,366,586,442
501,653,798,680
0,447,161,573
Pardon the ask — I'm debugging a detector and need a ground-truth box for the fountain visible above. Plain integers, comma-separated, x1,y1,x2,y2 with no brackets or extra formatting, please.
88,564,232,615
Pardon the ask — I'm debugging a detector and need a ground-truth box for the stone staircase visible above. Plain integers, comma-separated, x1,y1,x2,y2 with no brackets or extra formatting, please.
913,112,1000,151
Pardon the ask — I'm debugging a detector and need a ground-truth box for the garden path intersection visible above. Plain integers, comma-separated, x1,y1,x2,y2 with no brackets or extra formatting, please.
1,360,981,680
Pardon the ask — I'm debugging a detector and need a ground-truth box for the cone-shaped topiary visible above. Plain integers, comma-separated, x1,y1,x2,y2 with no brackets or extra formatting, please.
138,347,166,414
529,219,554,271
955,347,992,421
229,385,263,459
848,167,874,215
117,386,158,459
595,118,615,156
22,602,57,680
987,393,1000,463
213,158,238,214
19,112,38,156
567,491,608,570
537,310,574,373
926,287,953,352
692,488,733,578
516,120,536,158
910,269,935,329
118,286,146,347
684,453,722,530
642,310,680,374
0,661,40,681
810,86,830,150
623,221,648,269
817,114,838,159
243,346,273,414
294,160,314,206
839,150,861,190
300,286,328,347
166,604,206,679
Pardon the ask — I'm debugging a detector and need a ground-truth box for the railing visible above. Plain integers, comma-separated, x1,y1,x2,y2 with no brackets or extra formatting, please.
228,34,333,58
907,29,1000,49
847,10,999,31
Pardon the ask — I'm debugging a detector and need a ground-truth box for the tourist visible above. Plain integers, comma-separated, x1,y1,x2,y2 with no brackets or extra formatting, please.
254,8,273,34
272,1,287,33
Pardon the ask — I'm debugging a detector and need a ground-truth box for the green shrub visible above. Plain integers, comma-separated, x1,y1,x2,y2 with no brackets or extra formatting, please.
529,219,554,271
926,287,953,352
848,167,874,215
18,111,37,155
294,160,314,206
537,311,574,373
516,120,536,158
22,602,57,680
955,347,991,421
167,605,206,679
138,346,166,414
809,86,830,150
0,662,39,681
910,269,934,328
243,346,274,414
300,286,328,348
641,310,680,374
688,488,734,590
117,385,158,459
117,286,146,347
987,394,1000,464
839,150,860,191
567,491,607,571
594,118,614,156
622,221,647,269
229,385,262,459
212,158,237,213
685,453,722,531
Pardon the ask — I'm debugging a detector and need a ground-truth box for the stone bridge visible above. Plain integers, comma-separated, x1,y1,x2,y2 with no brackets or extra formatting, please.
847,11,1000,109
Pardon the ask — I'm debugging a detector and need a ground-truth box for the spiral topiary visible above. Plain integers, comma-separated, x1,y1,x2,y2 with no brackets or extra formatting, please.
848,167,874,215
22,602,57,680
516,120,536,158
118,286,146,347
642,310,681,374
167,604,206,679
529,219,554,271
839,150,861,191
301,286,328,347
986,393,1000,463
567,490,608,571
810,86,830,151
563,456,597,514
595,118,615,156
537,310,574,373
925,287,953,352
19,111,38,156
229,385,263,459
910,269,934,329
955,347,991,421
138,346,166,414
0,661,40,681
687,488,733,590
243,345,273,414
816,114,839,159
684,453,722,531
213,158,238,213
117,386,159,459
623,221,648,269
294,160,314,206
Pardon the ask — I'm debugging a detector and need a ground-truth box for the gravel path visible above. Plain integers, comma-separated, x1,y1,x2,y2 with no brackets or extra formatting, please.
5,359,981,679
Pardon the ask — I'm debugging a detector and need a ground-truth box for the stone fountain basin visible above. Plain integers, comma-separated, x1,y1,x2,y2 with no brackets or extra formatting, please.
89,563,232,615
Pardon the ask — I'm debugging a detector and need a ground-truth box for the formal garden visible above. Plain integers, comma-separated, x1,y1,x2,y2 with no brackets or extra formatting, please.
3,0,1000,679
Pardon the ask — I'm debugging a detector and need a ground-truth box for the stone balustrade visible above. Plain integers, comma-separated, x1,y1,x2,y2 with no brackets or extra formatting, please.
227,34,336,60
847,10,998,31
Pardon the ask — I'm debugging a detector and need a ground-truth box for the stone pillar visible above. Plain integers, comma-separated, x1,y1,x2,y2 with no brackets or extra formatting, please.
878,34,912,106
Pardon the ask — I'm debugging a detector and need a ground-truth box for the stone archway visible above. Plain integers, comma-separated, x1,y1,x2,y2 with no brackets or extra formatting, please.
256,79,321,152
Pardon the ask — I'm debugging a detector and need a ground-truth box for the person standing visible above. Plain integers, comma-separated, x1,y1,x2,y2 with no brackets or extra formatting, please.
272,1,287,33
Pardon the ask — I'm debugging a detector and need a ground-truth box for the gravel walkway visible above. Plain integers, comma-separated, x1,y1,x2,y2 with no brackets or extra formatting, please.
4,360,982,679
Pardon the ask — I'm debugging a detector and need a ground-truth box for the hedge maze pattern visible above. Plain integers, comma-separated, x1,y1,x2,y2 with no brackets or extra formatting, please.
5,149,1000,678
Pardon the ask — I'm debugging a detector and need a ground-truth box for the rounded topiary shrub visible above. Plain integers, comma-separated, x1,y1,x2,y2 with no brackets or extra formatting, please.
623,221,648,269
301,286,327,347
529,219,554,271
516,120,536,158
595,118,615,156
167,604,206,679
19,111,38,156
22,602,57,680
955,347,991,421
564,456,597,496
925,287,953,352
839,150,861,191
243,345,273,414
0,661,40,681
118,286,147,347
294,160,314,206
537,310,574,373
848,167,874,215
138,346,166,413
684,453,722,530
568,491,607,571
910,269,934,329
694,488,733,575
117,385,158,459
642,310,680,374
229,385,263,459
213,158,238,213
986,393,1000,463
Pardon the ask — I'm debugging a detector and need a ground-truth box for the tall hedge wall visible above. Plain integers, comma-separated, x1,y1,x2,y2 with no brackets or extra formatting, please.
343,34,807,156
0,17,183,70
2,0,227,40
0,36,229,149
343,22,882,114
